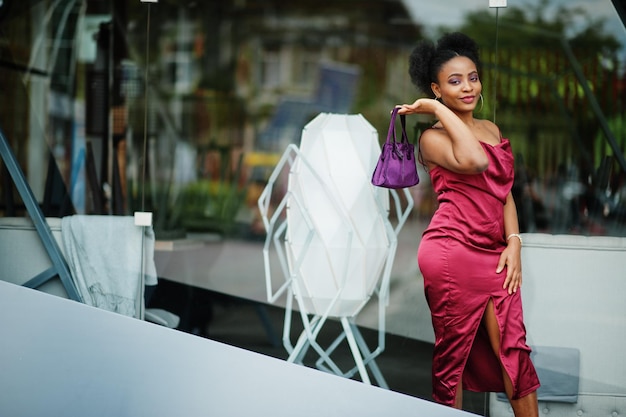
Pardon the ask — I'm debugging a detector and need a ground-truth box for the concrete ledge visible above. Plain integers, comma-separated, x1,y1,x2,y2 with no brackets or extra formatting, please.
0,280,469,417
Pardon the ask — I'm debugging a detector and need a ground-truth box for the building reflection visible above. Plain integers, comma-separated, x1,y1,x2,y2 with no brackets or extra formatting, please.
2,0,625,238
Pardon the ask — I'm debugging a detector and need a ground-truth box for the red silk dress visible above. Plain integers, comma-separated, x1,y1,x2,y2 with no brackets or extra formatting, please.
417,137,540,406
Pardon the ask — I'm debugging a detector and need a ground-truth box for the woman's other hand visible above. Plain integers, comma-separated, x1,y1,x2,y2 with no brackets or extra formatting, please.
496,240,522,295
396,99,441,116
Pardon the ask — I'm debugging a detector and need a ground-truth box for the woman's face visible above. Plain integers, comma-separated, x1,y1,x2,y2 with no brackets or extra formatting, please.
431,56,482,112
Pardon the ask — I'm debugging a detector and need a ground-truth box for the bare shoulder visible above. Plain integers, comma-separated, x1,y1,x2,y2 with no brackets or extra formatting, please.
418,126,450,170
477,118,497,132
477,119,502,142
419,125,448,144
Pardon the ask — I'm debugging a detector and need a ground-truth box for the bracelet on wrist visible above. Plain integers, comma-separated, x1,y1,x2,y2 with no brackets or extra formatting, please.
506,233,523,246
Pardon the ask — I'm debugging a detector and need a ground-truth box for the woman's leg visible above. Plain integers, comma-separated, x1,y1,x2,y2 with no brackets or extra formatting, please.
454,380,463,409
483,299,538,417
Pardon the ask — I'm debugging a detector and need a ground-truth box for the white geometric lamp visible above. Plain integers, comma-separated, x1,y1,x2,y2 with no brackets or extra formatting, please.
258,112,414,387
286,113,392,318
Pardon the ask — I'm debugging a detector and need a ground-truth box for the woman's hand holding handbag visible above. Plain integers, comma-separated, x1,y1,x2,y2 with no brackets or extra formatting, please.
371,107,420,189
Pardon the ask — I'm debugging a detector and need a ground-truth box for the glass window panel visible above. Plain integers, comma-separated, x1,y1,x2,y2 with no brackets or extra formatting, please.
0,1,624,415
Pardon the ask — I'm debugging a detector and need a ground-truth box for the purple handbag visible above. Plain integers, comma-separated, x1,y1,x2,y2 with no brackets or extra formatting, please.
371,107,420,189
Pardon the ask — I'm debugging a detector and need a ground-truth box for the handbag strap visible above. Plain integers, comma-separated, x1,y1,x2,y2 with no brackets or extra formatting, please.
387,107,409,145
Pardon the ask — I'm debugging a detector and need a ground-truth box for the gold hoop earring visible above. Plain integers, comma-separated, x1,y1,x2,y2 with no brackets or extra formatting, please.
479,93,484,112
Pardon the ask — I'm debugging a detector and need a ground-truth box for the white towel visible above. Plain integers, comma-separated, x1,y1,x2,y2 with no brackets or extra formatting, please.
61,215,158,317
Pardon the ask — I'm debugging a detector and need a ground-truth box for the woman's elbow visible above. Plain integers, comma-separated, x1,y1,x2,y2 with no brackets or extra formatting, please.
458,155,489,173
473,157,489,173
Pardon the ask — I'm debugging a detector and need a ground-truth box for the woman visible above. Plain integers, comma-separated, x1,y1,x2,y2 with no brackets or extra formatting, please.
397,32,540,416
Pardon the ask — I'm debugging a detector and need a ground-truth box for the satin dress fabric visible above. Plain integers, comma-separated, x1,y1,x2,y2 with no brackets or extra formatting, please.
417,137,540,406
